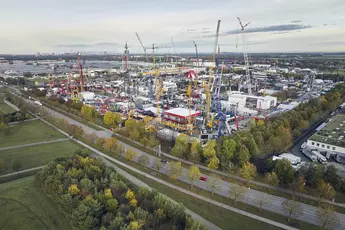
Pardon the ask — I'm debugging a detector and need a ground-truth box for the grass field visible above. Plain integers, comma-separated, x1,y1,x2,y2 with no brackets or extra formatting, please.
0,102,16,114
0,176,71,230
0,141,90,175
0,119,65,148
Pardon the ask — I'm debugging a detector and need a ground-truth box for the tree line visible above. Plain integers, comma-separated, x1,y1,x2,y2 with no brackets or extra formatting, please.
36,154,205,230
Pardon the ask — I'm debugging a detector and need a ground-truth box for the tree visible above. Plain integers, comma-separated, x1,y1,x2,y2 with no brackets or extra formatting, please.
229,184,246,204
190,140,202,164
188,166,201,189
316,180,336,204
81,105,99,122
207,176,221,196
167,161,182,180
324,165,342,190
68,184,80,196
125,149,137,161
291,175,305,198
264,172,279,190
235,144,250,166
104,137,118,154
154,159,163,174
0,158,5,172
258,193,267,213
203,140,216,158
207,156,219,172
138,155,149,166
282,198,302,222
95,138,105,149
106,199,118,212
241,162,257,186
171,134,189,159
274,159,294,185
220,138,236,174
129,129,140,141
316,204,340,229
12,159,22,171
104,111,122,127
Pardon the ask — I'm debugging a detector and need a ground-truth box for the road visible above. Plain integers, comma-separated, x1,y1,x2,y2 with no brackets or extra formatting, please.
36,113,296,230
14,92,345,229
0,138,69,151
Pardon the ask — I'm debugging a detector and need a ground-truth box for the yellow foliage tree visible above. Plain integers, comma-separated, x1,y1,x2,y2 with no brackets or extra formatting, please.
104,188,113,199
125,149,137,161
125,189,135,201
128,221,141,230
68,184,80,196
130,198,137,207
104,137,118,153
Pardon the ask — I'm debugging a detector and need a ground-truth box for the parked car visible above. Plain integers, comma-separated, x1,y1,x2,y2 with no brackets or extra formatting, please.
200,176,207,181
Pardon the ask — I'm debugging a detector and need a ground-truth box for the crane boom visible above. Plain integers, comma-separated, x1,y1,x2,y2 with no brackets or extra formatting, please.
135,32,148,63
206,20,221,123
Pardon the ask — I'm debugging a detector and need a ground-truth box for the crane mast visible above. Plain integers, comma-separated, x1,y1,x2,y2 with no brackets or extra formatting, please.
147,44,161,120
77,53,84,93
237,17,251,95
135,32,148,63
206,20,221,124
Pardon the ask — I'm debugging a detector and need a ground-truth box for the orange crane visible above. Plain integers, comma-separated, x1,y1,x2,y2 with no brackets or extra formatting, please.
205,20,221,125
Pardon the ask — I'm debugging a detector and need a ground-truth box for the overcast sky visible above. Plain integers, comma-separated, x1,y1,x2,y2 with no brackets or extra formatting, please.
1,0,345,54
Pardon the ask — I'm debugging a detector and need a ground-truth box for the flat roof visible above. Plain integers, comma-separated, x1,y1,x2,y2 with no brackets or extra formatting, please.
309,114,345,148
164,107,201,118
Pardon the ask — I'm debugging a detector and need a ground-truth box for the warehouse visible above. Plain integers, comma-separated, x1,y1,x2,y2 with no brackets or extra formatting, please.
163,108,201,124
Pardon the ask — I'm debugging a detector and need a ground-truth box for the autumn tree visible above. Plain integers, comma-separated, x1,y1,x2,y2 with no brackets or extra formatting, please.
241,162,257,186
154,158,163,174
316,204,340,229
68,184,80,196
138,155,149,166
171,134,189,159
316,180,336,204
207,156,220,172
282,198,302,222
104,111,122,126
190,140,202,164
220,138,236,176
203,140,219,172
168,161,182,180
264,171,279,190
125,149,137,161
207,176,221,196
274,159,294,185
291,175,306,198
229,184,246,204
235,144,250,166
188,166,201,189
81,105,99,122
104,137,118,154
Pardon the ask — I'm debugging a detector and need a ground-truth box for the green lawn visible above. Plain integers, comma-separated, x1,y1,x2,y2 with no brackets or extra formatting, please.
0,102,16,114
0,176,71,230
0,120,65,148
0,141,90,175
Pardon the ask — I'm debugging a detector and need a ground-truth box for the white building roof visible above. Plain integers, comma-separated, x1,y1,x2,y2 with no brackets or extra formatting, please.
164,107,200,117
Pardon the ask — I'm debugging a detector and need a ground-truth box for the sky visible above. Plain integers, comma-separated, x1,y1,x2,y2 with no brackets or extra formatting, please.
1,0,345,54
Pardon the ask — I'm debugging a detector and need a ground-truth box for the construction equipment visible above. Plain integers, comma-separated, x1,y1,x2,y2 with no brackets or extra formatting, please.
135,32,148,63
77,53,85,93
123,42,129,70
186,70,196,134
237,17,251,95
146,44,161,121
206,20,221,126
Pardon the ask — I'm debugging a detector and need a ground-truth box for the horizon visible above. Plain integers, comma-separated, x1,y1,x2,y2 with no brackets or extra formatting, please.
1,0,345,54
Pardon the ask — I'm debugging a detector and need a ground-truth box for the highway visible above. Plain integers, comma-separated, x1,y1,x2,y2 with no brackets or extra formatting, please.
10,90,345,229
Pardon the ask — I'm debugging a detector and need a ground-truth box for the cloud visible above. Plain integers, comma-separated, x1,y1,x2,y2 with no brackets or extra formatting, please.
225,24,313,35
291,20,302,23
54,42,119,48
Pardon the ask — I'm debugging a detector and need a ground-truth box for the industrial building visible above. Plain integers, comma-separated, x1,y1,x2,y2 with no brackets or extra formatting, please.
306,114,345,163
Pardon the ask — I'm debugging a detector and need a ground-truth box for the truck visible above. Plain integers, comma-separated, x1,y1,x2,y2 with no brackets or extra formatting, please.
311,150,328,164
34,101,42,106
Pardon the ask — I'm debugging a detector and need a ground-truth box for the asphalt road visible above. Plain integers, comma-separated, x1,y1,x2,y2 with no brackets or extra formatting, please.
15,93,345,229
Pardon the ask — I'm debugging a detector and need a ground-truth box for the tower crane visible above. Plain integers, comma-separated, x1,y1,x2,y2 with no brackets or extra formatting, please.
146,43,161,120
236,17,252,95
205,20,221,126
171,37,177,64
77,53,85,93
135,32,148,63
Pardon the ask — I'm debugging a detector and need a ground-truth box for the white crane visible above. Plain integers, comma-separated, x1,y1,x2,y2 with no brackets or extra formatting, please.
135,32,148,63
237,17,252,95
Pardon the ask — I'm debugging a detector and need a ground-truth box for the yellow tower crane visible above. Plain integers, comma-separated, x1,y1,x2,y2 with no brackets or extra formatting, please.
206,20,221,124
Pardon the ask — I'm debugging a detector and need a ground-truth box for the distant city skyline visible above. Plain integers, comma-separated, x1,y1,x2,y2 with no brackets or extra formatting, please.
1,0,345,54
